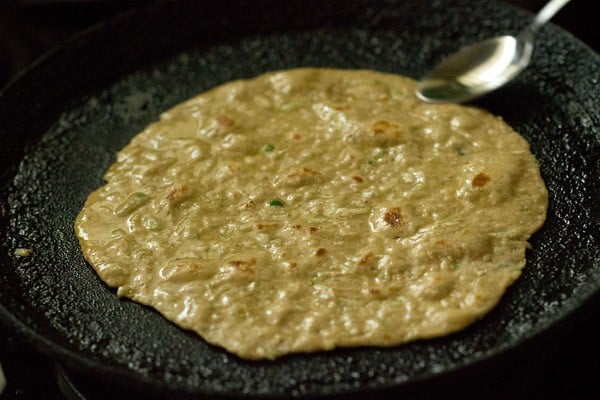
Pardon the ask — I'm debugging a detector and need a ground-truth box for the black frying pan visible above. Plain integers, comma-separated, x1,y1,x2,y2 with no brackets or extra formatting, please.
1,0,598,398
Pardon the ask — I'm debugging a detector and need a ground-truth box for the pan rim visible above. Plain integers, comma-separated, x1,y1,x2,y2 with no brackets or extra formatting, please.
0,0,599,397
1,285,598,398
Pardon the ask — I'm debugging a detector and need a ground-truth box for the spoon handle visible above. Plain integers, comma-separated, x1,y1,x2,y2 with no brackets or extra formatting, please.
530,0,571,31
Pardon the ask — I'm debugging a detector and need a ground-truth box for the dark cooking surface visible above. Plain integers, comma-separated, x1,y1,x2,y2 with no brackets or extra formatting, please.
1,0,597,88
1,306,599,400
0,0,599,399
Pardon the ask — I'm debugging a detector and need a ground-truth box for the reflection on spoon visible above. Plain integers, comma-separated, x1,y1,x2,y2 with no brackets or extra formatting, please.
417,0,572,103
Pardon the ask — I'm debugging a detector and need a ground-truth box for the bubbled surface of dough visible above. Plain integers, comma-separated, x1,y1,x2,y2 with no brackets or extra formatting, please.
75,69,548,359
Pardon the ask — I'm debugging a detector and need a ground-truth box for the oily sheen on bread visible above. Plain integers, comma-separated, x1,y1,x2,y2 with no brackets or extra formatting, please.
75,68,548,359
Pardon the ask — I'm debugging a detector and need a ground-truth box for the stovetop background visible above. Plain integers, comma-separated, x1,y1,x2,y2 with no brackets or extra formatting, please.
1,0,598,399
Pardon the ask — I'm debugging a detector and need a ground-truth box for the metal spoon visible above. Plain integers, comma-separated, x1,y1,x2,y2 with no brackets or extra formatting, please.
416,0,571,103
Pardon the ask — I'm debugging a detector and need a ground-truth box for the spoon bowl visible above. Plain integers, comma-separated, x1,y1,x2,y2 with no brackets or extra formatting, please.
417,0,571,103
417,35,533,103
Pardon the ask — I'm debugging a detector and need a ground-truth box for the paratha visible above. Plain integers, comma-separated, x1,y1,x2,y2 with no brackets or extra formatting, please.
75,68,548,359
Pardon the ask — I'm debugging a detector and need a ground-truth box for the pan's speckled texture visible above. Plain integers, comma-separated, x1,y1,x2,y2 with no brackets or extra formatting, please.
0,0,598,398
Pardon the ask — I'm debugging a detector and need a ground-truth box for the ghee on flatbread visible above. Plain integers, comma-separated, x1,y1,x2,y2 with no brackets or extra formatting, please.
75,68,548,359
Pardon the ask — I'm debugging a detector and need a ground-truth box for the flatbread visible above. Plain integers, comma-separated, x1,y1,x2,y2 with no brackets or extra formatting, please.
75,68,548,359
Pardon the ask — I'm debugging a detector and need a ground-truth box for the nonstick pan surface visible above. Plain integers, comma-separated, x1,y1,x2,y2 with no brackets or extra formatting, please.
0,0,598,398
